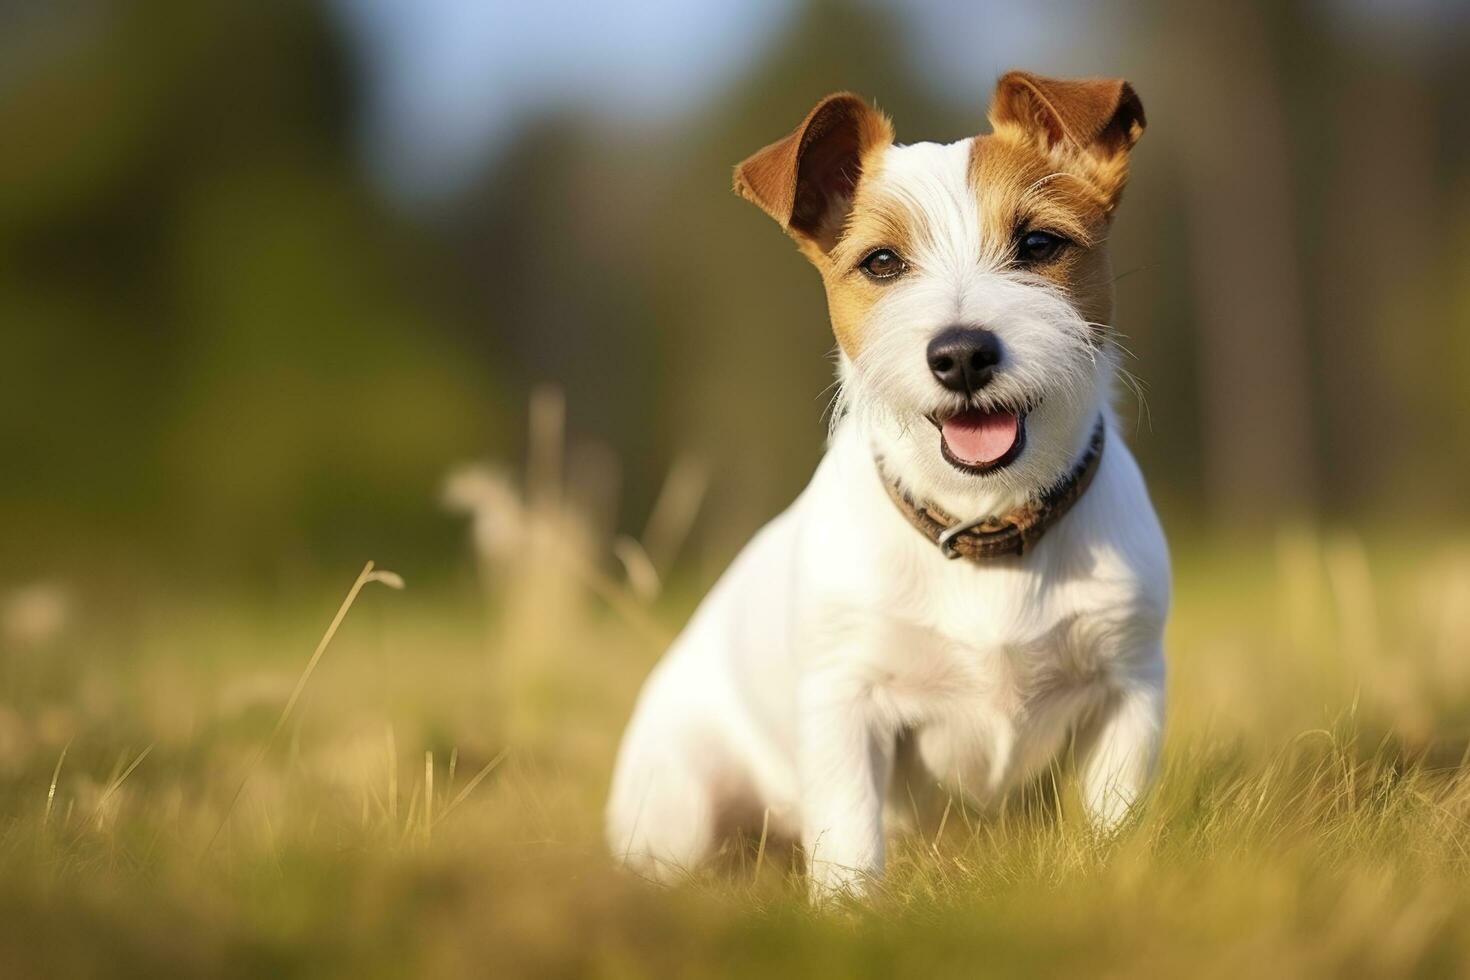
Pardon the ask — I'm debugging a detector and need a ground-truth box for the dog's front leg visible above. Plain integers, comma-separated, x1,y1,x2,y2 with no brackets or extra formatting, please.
1078,659,1165,832
798,671,891,901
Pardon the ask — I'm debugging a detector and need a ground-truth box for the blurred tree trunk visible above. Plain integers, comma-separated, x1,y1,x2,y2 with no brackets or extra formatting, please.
1168,2,1317,526
1320,44,1442,514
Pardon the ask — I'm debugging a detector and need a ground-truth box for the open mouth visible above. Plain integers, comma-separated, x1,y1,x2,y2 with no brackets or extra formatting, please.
929,406,1027,475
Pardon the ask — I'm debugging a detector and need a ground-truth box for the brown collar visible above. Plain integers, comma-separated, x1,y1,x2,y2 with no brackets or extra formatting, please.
881,418,1106,561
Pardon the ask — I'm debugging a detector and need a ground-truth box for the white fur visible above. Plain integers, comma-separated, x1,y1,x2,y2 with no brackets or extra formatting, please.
607,138,1170,898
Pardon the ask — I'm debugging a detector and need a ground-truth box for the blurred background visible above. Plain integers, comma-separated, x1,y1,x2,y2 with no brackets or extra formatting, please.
5,6,1470,972
3,0,1469,592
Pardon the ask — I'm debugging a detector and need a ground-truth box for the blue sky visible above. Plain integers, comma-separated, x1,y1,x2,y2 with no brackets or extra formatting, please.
332,0,794,200
328,0,1453,205
329,0,1116,203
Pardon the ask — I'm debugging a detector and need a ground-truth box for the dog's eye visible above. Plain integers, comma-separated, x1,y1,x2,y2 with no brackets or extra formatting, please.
859,248,906,280
1015,230,1067,265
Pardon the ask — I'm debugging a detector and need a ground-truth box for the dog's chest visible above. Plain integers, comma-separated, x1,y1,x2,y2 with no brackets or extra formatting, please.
854,568,1120,725
850,583,1122,797
794,427,1161,728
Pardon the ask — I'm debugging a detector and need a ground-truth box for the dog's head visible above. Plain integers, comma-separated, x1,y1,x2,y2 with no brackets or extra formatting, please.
734,71,1145,511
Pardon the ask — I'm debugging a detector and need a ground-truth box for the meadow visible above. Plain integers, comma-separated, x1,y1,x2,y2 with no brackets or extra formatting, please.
6,2,1470,975
4,434,1470,978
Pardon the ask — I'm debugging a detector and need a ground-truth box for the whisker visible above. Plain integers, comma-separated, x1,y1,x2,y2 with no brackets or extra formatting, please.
1116,366,1153,434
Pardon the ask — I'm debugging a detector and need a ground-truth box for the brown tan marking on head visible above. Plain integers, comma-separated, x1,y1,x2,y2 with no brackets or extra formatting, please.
820,184,928,355
733,93,896,355
972,71,1146,326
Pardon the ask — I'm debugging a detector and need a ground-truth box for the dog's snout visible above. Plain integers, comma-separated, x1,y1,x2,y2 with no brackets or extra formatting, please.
926,327,1002,394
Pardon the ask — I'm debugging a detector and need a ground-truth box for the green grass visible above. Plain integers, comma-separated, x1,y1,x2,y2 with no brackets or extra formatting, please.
5,527,1470,978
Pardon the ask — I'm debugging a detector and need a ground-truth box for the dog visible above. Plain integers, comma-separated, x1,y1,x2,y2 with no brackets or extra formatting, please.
607,71,1169,898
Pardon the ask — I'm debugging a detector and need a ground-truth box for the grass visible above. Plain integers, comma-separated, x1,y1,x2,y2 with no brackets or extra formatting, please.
6,482,1470,976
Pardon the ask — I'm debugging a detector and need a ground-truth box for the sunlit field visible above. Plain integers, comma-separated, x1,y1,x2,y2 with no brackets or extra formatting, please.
4,407,1470,979
7,1,1470,975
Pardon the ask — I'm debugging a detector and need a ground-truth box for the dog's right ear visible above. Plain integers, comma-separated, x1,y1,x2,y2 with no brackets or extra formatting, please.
733,93,893,256
988,71,1145,159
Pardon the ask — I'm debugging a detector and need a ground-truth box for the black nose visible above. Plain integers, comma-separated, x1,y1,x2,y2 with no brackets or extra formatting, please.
926,327,1002,394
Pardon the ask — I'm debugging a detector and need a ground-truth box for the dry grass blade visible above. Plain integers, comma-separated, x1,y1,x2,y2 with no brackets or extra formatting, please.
401,785,421,843
387,724,399,822
754,807,771,879
94,743,153,828
613,536,661,602
45,737,73,827
204,560,404,855
640,455,709,574
932,796,953,857
436,748,509,826
423,751,434,842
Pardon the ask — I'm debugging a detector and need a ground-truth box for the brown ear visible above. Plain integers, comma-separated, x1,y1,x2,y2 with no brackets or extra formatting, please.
988,71,1145,156
733,93,893,254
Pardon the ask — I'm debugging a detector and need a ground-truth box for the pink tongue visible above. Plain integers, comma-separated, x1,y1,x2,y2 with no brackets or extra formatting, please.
941,409,1019,465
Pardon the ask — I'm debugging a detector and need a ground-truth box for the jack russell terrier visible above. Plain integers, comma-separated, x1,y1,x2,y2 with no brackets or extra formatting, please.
607,71,1169,897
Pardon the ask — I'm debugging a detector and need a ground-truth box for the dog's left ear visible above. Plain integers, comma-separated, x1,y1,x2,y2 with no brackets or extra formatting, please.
988,71,1145,158
733,93,893,255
